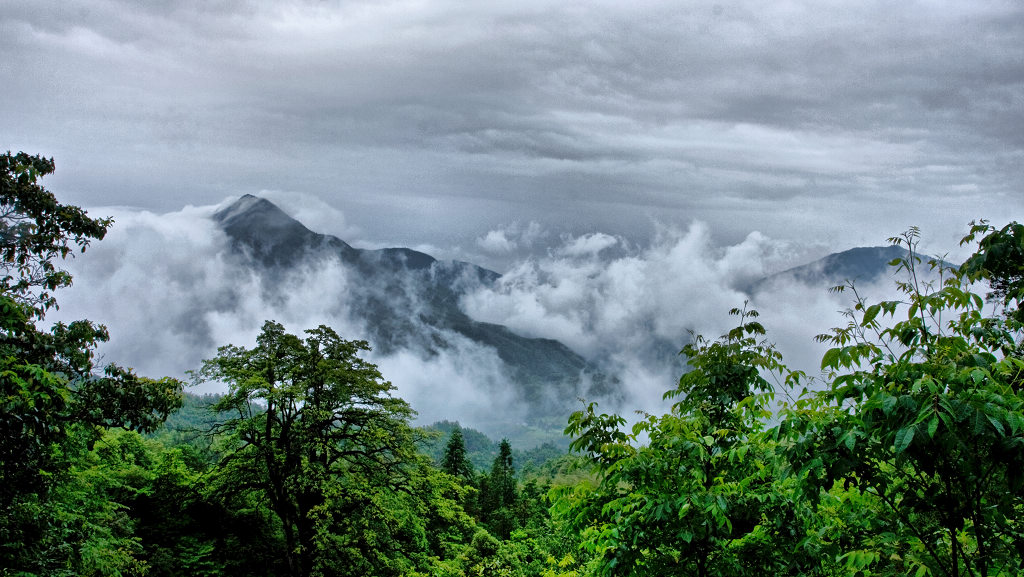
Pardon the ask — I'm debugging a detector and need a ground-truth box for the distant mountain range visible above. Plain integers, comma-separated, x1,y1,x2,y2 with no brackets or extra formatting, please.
212,195,922,423
747,244,956,297
747,245,911,294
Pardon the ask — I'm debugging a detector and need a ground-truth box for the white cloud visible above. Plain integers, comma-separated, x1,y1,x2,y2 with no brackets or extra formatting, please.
44,197,961,430
477,229,517,253
462,221,793,411
475,221,546,256
258,189,361,241
459,220,932,414
373,336,526,435
557,232,619,257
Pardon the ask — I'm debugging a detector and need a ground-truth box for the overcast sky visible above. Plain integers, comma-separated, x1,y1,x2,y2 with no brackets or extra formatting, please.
3,0,1022,268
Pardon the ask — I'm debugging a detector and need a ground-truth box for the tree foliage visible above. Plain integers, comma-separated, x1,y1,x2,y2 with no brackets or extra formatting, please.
557,225,1024,577
196,321,431,577
961,220,1024,325
0,152,111,316
478,438,519,538
779,229,1024,577
441,426,475,481
0,151,182,575
554,308,814,577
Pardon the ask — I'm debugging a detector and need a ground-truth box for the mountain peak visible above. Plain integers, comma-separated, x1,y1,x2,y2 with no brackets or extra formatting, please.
814,245,908,281
208,195,595,424
213,195,328,265
214,194,303,230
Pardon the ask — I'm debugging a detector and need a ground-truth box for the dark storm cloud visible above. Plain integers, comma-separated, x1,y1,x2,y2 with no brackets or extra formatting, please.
1,0,1022,256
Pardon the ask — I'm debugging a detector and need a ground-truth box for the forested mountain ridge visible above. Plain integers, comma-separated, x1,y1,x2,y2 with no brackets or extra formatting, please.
213,195,615,418
212,196,924,422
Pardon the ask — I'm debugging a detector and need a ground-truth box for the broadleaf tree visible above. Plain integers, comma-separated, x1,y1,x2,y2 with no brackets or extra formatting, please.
961,220,1024,325
778,229,1024,577
554,307,816,577
197,321,431,577
0,151,183,574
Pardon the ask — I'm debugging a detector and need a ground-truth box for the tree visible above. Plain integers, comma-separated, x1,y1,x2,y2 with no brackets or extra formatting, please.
197,321,427,577
554,308,813,577
441,426,475,481
0,153,180,502
479,438,519,538
490,439,517,509
961,220,1024,324
0,151,110,316
0,151,182,574
780,229,1024,577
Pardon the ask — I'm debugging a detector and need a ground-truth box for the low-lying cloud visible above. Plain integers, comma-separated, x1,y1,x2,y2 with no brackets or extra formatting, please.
51,197,914,433
460,221,874,412
51,199,534,434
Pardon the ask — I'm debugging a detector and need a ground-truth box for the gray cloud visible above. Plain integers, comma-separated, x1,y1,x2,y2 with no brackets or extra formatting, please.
2,1,1021,268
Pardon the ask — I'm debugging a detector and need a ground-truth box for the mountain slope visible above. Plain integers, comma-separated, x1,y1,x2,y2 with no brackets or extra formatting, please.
745,245,910,295
212,195,611,419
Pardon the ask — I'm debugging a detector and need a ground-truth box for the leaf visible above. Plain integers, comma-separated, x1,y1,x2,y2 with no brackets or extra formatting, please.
987,414,1005,436
882,394,897,415
893,426,914,454
1008,411,1023,435
861,304,881,326
927,416,939,438
842,430,856,451
972,293,983,309
821,348,840,370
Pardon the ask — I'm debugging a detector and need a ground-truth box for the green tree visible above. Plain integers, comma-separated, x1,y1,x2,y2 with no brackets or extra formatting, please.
0,152,110,316
961,220,1024,325
780,229,1024,577
441,426,475,481
479,438,519,538
197,321,428,577
554,308,813,577
0,152,183,574
490,439,517,509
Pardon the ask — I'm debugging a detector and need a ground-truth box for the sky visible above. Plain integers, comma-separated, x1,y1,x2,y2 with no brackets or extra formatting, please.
4,2,1024,430
2,0,1022,269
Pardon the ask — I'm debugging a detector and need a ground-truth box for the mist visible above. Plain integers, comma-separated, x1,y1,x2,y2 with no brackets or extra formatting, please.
51,196,913,434
463,222,913,413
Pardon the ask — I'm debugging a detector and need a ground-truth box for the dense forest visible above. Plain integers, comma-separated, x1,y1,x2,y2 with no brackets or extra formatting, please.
2,151,1023,576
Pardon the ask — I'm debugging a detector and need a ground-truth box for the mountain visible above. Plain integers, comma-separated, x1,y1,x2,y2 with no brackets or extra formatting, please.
212,195,613,421
752,244,959,295
745,245,911,295
212,196,942,427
